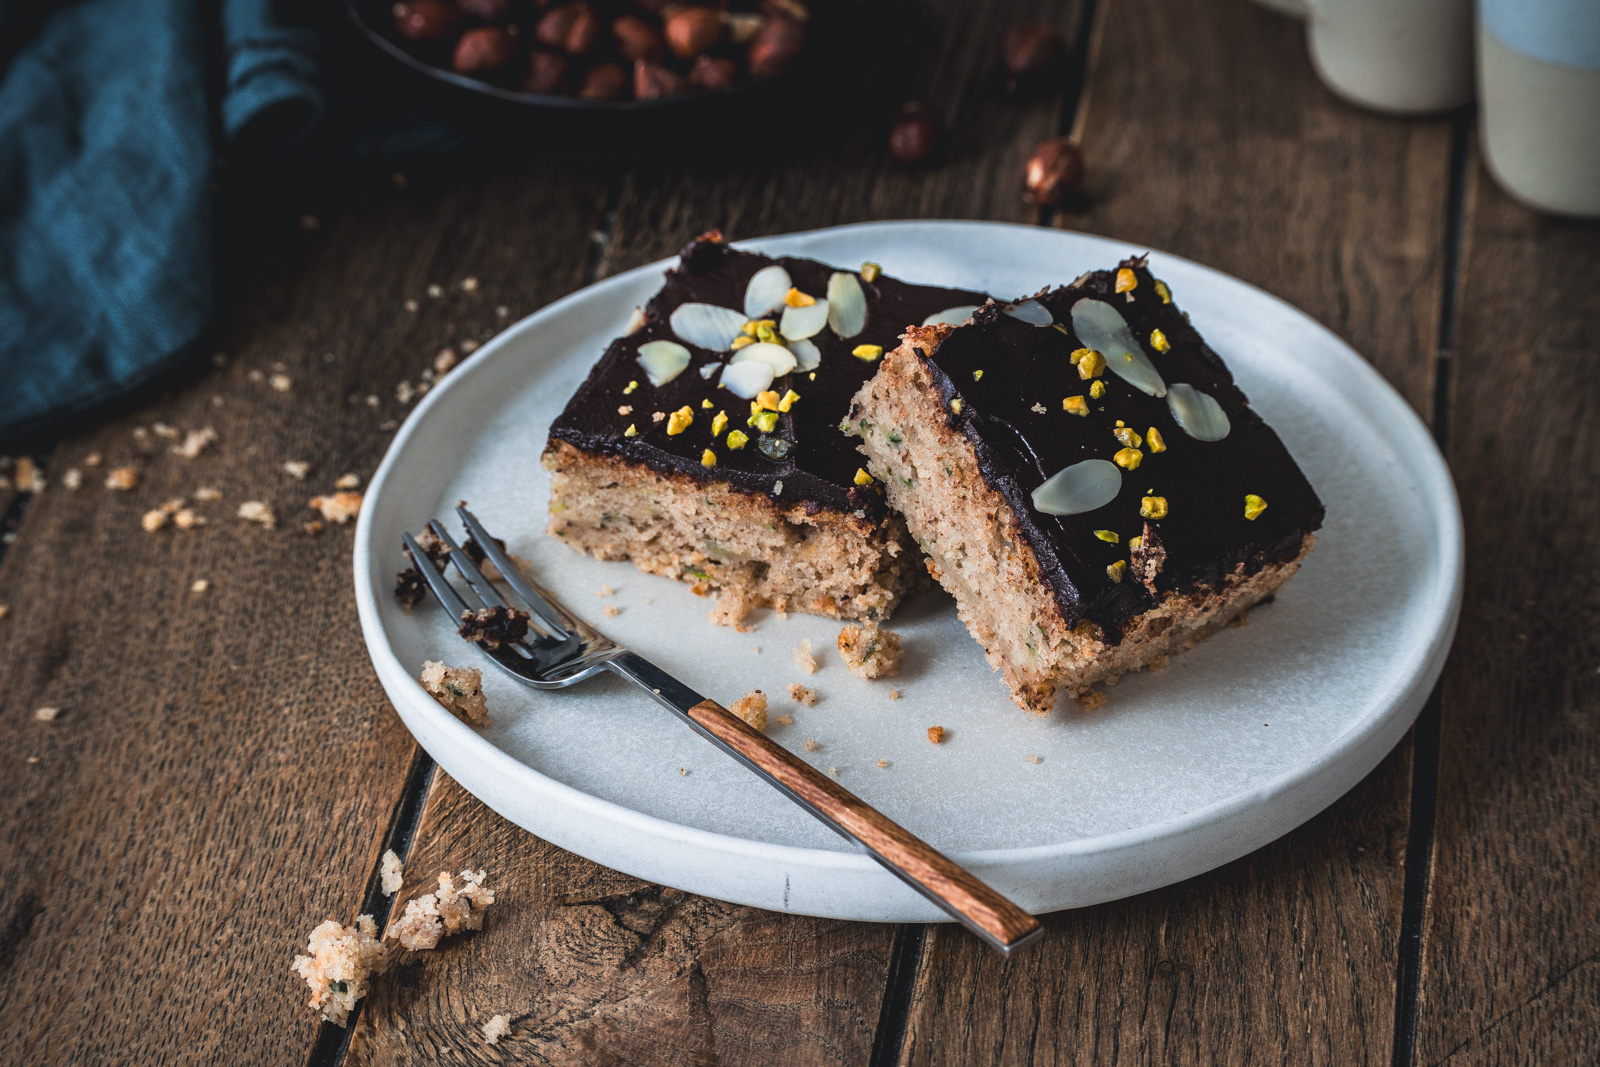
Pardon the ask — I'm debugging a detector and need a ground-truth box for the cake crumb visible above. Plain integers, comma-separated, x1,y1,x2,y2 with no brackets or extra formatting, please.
601,605,619,617
786,683,817,706
142,508,169,533
889,688,901,700
173,508,204,529
433,348,458,375
283,460,310,480
927,726,945,744
291,915,388,1027
105,466,140,491
61,468,82,490
34,706,60,722
750,645,761,653
14,457,45,492
238,500,277,527
457,605,530,649
595,584,615,597
876,757,890,768
84,452,102,467
309,491,363,524
678,767,690,776
774,713,794,726
190,579,209,593
172,427,217,459
708,588,753,628
0,605,10,620
1075,689,1107,711
386,869,495,951
270,373,292,393
335,473,362,490
482,1014,511,1045
1147,655,1169,673
380,850,404,897
419,660,490,726
803,738,818,752
194,486,221,501
792,639,819,674
304,521,325,537
728,690,768,731
1024,754,1043,764
827,766,838,777
837,624,903,679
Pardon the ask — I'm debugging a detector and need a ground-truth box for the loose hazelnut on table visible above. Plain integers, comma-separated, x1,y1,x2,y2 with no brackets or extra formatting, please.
888,102,941,166
748,15,805,78
453,26,518,74
1023,137,1084,207
392,0,460,42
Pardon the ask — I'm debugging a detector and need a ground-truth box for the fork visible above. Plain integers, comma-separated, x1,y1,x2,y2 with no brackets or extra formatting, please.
401,504,1043,956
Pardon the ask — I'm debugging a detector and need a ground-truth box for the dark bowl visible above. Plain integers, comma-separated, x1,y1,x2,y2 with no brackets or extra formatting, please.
345,0,869,148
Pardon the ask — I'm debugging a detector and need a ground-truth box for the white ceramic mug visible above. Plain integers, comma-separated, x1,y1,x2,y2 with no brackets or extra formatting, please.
1245,0,1476,112
1478,0,1600,218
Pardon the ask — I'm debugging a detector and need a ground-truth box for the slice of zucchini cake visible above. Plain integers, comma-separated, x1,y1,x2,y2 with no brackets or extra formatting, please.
847,257,1324,713
543,232,986,625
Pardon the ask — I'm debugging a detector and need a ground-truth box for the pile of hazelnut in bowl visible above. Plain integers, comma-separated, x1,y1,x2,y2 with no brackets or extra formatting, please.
361,0,815,105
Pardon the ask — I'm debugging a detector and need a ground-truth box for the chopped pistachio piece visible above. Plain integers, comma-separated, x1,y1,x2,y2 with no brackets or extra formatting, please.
853,468,874,486
1077,349,1106,379
1244,493,1268,520
701,449,717,468
1140,494,1169,519
778,389,801,413
973,369,984,381
1154,279,1172,303
1107,559,1128,581
1149,328,1171,353
1147,427,1167,452
950,398,963,414
852,343,884,362
711,411,728,437
1064,395,1089,416
755,321,779,344
784,287,816,307
755,390,781,412
1115,267,1137,294
624,423,637,437
730,334,756,350
666,406,694,435
1093,529,1120,543
748,410,779,433
1129,535,1143,550
1113,447,1143,470
1113,426,1143,448
1090,380,1106,399
860,261,882,282
701,398,713,409
726,429,749,450
623,380,638,394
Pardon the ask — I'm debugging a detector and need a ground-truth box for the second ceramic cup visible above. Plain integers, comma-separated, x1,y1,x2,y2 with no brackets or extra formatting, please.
1306,0,1475,113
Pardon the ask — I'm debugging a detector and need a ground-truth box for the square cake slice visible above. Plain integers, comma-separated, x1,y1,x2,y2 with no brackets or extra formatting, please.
847,257,1325,714
543,232,986,625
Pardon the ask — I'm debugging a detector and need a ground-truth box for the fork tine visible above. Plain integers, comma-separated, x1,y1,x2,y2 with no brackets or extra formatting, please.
401,532,474,622
455,505,589,637
426,522,562,642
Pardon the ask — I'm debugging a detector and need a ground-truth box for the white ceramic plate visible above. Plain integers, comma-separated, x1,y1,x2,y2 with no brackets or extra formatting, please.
353,221,1461,921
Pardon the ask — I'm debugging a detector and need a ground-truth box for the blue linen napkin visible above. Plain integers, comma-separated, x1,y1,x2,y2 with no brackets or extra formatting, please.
0,0,322,444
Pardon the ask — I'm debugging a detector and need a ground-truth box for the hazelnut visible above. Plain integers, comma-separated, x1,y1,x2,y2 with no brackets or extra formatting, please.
760,0,811,23
579,62,629,100
747,15,805,77
535,4,595,55
689,54,739,91
453,26,518,74
1022,137,1084,206
664,6,723,59
888,102,941,166
1001,22,1067,90
457,0,509,20
634,58,687,99
391,0,460,42
612,14,664,62
523,50,568,95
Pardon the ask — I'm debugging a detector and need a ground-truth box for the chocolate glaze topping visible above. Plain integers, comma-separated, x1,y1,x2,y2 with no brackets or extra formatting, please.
894,258,1325,638
547,233,986,518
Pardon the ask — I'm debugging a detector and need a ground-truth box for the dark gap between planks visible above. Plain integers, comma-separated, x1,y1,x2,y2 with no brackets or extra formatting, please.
307,748,437,1067
1390,105,1474,1067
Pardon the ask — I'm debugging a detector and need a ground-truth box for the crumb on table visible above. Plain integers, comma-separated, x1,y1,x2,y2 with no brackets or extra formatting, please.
728,690,768,731
483,1014,512,1045
385,869,495,951
889,688,900,700
803,738,818,752
419,660,490,726
309,491,363,524
927,726,945,744
105,466,140,491
601,605,619,617
792,639,819,674
708,588,754,629
786,683,817,706
1075,690,1107,711
774,713,794,726
876,757,890,768
837,624,903,679
335,473,361,490
283,460,310,480
1024,754,1043,764
291,915,389,1027
237,500,277,527
595,584,614,598
171,427,216,459
380,849,404,897
33,706,60,723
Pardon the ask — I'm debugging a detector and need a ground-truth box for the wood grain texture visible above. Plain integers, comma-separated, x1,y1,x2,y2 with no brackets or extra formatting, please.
0,162,611,1065
1414,162,1600,1066
346,772,897,1067
893,0,1454,1062
685,699,1041,953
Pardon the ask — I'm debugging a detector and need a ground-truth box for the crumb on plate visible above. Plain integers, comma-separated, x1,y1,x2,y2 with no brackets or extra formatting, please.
419,660,490,726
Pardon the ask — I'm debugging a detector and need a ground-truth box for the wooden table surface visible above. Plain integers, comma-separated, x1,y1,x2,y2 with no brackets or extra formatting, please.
3,0,1597,1063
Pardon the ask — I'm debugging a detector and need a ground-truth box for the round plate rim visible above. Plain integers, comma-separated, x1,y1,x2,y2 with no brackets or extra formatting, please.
352,219,1463,914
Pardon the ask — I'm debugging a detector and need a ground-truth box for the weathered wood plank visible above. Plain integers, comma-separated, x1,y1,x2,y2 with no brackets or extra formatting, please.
0,161,611,1065
894,0,1454,1062
1415,161,1600,1066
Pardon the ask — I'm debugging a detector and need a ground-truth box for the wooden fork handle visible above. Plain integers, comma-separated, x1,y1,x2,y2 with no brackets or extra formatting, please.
686,699,1043,955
